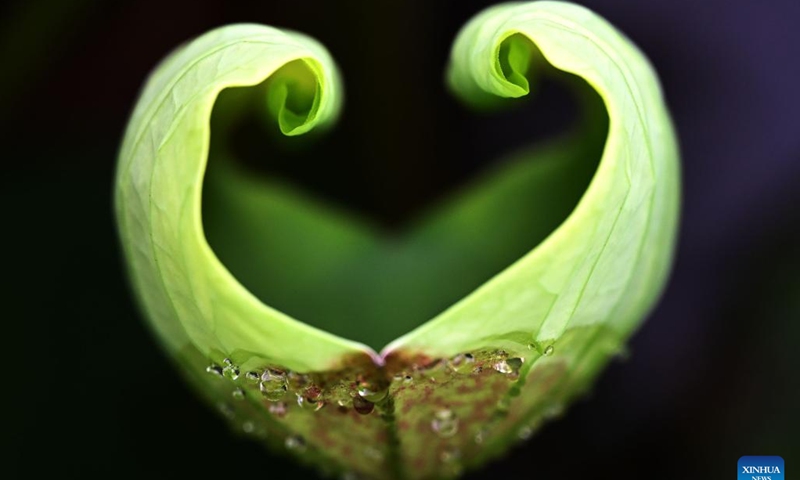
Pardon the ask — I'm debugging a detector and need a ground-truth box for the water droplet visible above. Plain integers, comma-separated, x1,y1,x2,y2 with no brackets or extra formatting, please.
261,382,287,402
262,368,286,383
232,388,245,400
493,357,524,375
293,392,323,411
269,401,287,418
357,384,388,403
431,409,459,438
245,371,260,383
544,404,564,419
285,435,306,452
518,425,534,440
448,353,475,372
404,375,413,383
206,363,223,376
507,357,524,370
544,345,555,356
217,402,235,420
260,369,288,402
242,421,255,434
221,358,240,380
527,343,535,350
493,360,513,374
353,395,374,415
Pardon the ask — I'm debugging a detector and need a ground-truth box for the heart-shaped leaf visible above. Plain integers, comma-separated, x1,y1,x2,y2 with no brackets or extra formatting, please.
114,2,679,478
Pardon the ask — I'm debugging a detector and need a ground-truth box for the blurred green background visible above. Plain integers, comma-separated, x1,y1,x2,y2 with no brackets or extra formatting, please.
4,0,798,478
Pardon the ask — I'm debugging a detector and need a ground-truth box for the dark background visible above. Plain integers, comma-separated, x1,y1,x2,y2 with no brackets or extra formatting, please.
4,0,799,478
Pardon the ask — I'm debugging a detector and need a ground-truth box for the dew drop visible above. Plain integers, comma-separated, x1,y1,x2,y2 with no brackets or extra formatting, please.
269,401,288,418
217,402,235,420
518,425,534,440
245,371,261,383
544,345,555,356
232,388,245,400
260,369,288,402
261,368,286,383
431,409,459,438
353,395,374,415
222,358,240,380
206,363,223,377
260,382,287,402
285,435,306,452
404,375,413,383
494,357,524,375
448,353,474,372
544,403,564,419
527,343,535,351
357,384,388,403
507,357,524,370
296,390,322,411
242,421,255,434
493,360,513,374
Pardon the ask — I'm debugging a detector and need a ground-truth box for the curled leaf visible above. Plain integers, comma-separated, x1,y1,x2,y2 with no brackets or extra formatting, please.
115,2,679,478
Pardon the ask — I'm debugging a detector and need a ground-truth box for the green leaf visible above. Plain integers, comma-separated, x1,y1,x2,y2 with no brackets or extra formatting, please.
114,2,679,478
